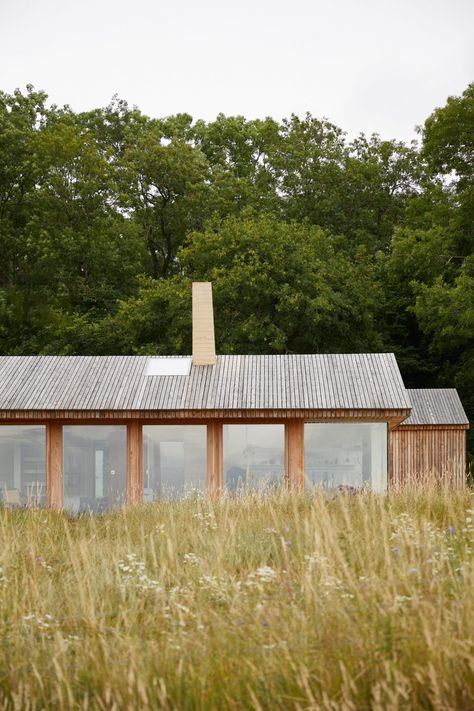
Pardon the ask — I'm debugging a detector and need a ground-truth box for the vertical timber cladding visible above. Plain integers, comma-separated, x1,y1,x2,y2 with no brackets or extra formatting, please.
285,420,305,492
46,422,63,509
390,427,467,488
127,422,144,504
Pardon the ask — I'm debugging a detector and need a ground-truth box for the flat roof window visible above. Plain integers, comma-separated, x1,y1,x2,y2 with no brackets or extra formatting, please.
145,357,192,376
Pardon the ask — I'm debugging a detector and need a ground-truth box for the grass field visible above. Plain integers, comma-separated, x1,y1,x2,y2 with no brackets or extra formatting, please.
1,488,474,709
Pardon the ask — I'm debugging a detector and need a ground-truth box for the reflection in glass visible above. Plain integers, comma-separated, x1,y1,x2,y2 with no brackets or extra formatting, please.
63,426,126,514
143,426,207,500
304,423,387,492
0,426,46,507
224,425,284,493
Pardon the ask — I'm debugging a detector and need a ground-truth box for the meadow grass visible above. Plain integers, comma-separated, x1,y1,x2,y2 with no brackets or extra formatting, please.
0,488,474,709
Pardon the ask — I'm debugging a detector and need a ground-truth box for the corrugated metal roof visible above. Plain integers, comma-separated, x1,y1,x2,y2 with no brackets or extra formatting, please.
401,389,468,426
0,354,410,412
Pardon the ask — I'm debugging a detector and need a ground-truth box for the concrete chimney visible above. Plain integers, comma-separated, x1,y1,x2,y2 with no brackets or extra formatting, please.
192,282,217,366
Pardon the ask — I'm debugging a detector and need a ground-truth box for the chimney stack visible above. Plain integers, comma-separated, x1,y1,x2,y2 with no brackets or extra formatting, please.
192,282,216,366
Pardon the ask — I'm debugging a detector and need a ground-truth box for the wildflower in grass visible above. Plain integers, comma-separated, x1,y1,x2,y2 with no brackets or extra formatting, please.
304,552,327,568
392,594,414,610
118,554,161,592
322,575,345,597
174,603,190,613
198,575,229,602
392,547,401,555
183,552,201,566
193,512,217,530
22,613,56,631
447,526,457,533
247,566,277,585
36,556,53,572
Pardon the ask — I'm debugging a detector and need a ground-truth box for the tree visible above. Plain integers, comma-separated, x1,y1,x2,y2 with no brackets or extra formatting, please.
194,114,281,217
422,83,474,185
117,120,210,279
0,85,49,288
422,83,474,257
81,213,383,355
413,258,474,453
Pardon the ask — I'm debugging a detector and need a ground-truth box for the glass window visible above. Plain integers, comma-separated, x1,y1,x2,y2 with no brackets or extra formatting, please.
63,426,126,514
143,425,207,500
304,423,387,492
0,426,46,507
224,425,284,494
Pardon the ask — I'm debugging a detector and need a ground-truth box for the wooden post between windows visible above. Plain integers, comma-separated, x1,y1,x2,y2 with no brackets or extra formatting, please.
127,422,143,504
46,422,63,509
285,420,305,492
207,422,223,497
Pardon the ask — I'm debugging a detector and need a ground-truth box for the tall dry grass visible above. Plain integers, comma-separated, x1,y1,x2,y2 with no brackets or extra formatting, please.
0,487,474,709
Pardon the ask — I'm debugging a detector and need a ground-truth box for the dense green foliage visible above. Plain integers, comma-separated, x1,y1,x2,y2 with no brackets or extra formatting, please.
0,84,473,444
1,490,474,708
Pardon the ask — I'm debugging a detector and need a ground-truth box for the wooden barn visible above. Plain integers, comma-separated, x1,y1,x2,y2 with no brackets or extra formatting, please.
0,283,468,512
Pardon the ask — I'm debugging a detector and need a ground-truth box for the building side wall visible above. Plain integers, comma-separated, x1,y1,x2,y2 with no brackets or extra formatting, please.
389,427,467,488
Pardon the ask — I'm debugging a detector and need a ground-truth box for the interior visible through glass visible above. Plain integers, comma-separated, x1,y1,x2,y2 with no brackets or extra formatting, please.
223,424,285,493
63,426,127,514
304,423,387,492
0,426,46,507
143,425,207,500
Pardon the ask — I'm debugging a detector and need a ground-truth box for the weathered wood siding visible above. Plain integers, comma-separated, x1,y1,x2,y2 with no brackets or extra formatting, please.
389,426,467,488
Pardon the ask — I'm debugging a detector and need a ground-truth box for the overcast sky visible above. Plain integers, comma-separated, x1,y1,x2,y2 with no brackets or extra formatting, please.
1,0,473,142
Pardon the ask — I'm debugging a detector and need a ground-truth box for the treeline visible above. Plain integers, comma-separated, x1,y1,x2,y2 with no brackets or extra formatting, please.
0,84,473,444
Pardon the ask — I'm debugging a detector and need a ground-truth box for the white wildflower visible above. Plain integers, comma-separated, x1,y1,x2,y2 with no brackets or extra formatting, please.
183,553,201,566
193,512,218,530
247,566,277,586
118,555,161,592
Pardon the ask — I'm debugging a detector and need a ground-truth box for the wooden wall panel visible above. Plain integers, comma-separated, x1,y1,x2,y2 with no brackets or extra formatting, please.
389,427,467,488
207,422,223,497
46,422,63,509
127,422,143,504
285,420,305,492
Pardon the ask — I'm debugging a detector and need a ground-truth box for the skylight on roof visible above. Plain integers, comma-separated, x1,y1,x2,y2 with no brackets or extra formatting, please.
145,357,192,376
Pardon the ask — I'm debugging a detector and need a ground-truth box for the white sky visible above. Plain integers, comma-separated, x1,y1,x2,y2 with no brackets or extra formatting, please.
1,0,473,142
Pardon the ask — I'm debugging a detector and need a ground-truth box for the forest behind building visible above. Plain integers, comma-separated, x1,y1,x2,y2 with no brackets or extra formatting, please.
0,83,472,452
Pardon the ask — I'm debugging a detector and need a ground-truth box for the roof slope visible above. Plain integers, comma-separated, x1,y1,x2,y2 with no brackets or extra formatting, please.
0,353,410,412
401,389,468,426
